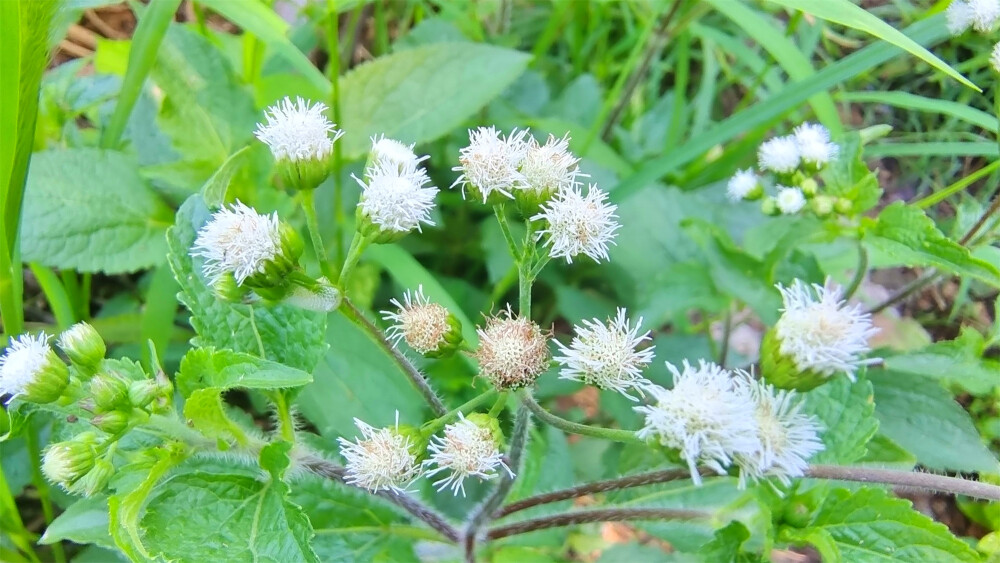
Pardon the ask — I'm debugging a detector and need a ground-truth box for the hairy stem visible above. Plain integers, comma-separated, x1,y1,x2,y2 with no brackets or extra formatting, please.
326,3,346,266
494,204,520,261
341,299,447,416
272,390,296,442
521,392,645,445
300,177,334,281
487,508,707,540
806,464,1000,501
421,390,497,435
497,468,705,518
843,242,868,301
300,455,459,542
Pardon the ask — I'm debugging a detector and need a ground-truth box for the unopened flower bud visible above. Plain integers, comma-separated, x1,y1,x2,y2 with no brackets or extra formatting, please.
811,195,836,218
834,197,854,215
89,373,130,413
381,286,463,358
473,306,549,390
761,197,779,216
212,273,249,303
0,333,69,404
423,412,512,496
799,178,819,198
57,323,105,376
42,433,99,491
254,97,344,192
282,278,342,312
91,410,131,434
71,458,114,497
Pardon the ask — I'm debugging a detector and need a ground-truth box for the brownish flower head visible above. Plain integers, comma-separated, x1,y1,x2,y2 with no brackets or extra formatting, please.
473,306,549,390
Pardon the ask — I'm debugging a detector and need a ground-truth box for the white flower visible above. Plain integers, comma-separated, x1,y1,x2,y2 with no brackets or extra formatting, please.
793,123,838,167
554,308,655,399
727,169,759,201
0,333,51,398
947,0,974,33
355,159,438,233
254,97,343,162
970,0,1000,31
735,377,823,487
474,306,550,390
775,186,806,215
192,202,282,286
775,279,879,379
451,126,529,202
381,286,452,354
518,134,584,196
992,42,1000,73
758,136,800,174
423,414,513,496
371,135,425,172
531,184,620,264
337,414,419,494
635,360,759,485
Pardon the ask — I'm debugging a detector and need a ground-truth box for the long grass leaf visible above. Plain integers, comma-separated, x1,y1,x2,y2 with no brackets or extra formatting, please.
838,91,998,132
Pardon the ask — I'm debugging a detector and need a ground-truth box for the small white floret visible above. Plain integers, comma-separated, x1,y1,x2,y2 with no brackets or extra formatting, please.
371,135,425,172
727,169,759,201
970,0,1000,31
554,308,655,399
381,286,451,354
775,279,879,379
355,159,439,233
758,136,800,174
254,97,343,162
451,126,529,202
532,185,620,263
793,123,839,166
992,42,1000,73
423,414,513,496
0,333,51,399
775,186,806,215
518,134,584,196
192,202,282,286
337,413,419,494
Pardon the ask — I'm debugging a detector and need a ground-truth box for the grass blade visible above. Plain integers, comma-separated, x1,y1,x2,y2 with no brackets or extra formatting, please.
838,90,998,132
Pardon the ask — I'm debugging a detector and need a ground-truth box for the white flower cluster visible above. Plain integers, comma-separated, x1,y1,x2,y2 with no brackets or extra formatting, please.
947,0,1000,34
758,123,838,175
554,308,655,399
192,202,282,287
0,333,52,400
635,360,823,486
254,97,343,162
532,184,619,263
339,413,511,497
381,285,452,354
355,137,439,235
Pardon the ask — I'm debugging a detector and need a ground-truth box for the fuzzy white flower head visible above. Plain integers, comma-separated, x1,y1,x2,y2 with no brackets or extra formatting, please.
451,126,529,202
775,186,806,215
337,413,419,494
371,135,425,172
635,360,759,485
532,185,620,264
0,333,51,399
793,123,839,166
518,134,584,196
735,377,823,487
775,279,879,379
947,0,974,33
758,136,800,174
192,202,282,286
992,42,1000,73
970,0,1000,31
355,160,439,233
423,414,513,496
727,169,759,201
381,285,451,354
474,306,550,390
254,97,343,162
554,308,655,399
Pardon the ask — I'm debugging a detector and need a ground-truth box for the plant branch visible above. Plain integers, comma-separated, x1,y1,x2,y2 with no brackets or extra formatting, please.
300,455,460,543
864,268,938,315
341,299,447,416
497,468,707,518
521,392,645,445
958,192,1000,246
843,242,868,301
487,508,707,540
421,390,497,435
301,189,334,281
494,205,520,261
806,464,1000,501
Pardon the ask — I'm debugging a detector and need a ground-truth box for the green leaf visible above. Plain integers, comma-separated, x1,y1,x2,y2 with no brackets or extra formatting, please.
762,0,977,91
338,42,530,158
140,472,319,563
837,91,998,133
176,347,313,397
699,521,761,562
864,202,1000,286
800,377,878,465
40,496,115,550
183,388,250,446
782,488,981,562
295,313,426,437
166,194,328,372
883,328,1000,395
200,145,252,207
870,370,999,474
21,149,174,273
108,448,186,562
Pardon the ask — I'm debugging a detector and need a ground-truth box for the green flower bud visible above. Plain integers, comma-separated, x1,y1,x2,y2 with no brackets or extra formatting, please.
42,433,99,491
811,195,836,218
91,410,131,434
129,379,173,413
760,328,827,391
71,458,115,498
395,424,430,461
799,178,819,198
89,373,130,413
212,272,250,303
0,333,70,404
834,197,854,215
760,197,780,217
57,323,105,377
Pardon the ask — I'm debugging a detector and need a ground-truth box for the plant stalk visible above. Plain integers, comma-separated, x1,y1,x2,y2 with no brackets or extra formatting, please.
805,464,1000,501
487,508,707,540
301,189,334,281
521,392,645,445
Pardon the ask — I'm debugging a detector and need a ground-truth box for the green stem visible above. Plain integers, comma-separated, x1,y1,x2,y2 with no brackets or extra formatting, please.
30,263,76,329
301,190,335,281
494,204,521,261
843,243,868,300
421,390,497,435
25,425,66,563
488,392,508,417
272,390,296,442
326,3,345,266
521,392,645,445
338,232,370,286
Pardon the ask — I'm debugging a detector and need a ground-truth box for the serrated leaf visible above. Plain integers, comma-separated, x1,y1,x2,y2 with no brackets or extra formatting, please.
883,328,1000,395
800,378,878,464
108,448,186,562
140,472,319,563
166,194,327,372
699,521,762,562
783,488,981,562
870,370,999,474
21,149,173,273
865,202,999,286
338,42,530,158
183,388,250,445
200,145,251,207
176,347,313,397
